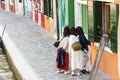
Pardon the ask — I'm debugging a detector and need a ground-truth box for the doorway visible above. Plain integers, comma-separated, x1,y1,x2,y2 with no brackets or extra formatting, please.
102,3,110,35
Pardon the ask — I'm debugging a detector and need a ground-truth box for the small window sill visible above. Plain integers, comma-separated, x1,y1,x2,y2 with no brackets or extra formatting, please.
2,1,5,3
94,42,113,54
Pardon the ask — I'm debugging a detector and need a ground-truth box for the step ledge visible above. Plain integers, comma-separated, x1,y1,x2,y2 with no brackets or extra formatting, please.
2,32,41,80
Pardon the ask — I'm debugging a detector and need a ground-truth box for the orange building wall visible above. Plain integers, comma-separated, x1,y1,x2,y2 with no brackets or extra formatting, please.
45,16,50,32
114,0,120,4
91,42,119,80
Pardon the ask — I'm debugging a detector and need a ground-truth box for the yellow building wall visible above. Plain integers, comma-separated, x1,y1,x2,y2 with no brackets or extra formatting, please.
45,16,50,32
44,16,54,35
91,42,119,80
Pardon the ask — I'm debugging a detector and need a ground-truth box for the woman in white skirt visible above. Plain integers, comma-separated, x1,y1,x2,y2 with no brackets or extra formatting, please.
69,27,83,76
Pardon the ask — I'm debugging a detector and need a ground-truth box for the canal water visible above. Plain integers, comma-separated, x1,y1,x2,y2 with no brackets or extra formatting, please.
0,48,16,80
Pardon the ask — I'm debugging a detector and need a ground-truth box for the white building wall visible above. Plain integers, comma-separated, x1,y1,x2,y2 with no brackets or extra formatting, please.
18,2,24,16
65,0,68,25
15,0,19,14
32,2,35,21
5,0,10,11
74,0,82,28
53,0,57,39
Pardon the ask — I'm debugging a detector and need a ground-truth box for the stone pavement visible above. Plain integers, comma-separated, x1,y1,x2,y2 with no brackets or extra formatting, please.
0,8,113,80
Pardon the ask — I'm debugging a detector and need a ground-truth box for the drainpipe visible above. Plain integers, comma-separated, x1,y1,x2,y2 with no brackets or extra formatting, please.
53,0,59,40
56,0,59,40
118,2,120,79
23,0,25,16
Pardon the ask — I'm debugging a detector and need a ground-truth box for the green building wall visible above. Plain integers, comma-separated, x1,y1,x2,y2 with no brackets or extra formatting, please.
58,0,74,36
82,5,88,34
66,0,74,29
58,0,66,36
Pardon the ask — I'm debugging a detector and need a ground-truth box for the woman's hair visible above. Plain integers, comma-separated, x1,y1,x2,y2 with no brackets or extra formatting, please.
70,27,77,36
63,25,70,37
76,26,84,35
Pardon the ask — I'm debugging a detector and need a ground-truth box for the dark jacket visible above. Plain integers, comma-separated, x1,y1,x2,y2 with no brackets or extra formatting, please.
79,34,89,51
56,48,65,68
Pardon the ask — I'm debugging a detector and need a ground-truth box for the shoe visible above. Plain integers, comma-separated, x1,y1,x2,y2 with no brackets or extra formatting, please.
64,71,70,75
86,71,90,74
57,70,60,73
71,72,76,76
81,69,86,74
81,69,90,75
57,70,64,73
76,72,80,76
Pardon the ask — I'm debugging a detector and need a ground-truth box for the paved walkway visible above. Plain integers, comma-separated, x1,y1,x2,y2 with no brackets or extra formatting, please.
0,8,113,80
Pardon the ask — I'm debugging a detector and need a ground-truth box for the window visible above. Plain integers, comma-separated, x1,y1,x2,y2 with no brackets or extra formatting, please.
10,0,14,5
44,0,53,17
102,3,118,52
110,4,118,53
102,3,110,47
37,0,40,2
88,1,94,41
88,1,118,53
104,3,110,35
19,0,22,3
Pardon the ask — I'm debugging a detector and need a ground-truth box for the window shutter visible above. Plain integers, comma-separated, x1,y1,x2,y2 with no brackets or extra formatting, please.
88,1,94,41
82,5,88,34
19,0,22,3
93,1,102,42
88,1,102,42
110,5,118,53
44,0,47,15
48,0,52,17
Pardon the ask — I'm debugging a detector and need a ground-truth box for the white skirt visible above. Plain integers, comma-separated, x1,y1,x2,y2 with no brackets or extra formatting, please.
70,49,83,71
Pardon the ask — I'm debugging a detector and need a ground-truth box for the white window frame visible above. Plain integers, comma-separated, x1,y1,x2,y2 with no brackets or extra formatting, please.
77,0,87,5
94,43,113,54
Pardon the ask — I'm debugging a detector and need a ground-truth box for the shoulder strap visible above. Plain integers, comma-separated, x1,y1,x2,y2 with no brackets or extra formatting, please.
60,37,64,41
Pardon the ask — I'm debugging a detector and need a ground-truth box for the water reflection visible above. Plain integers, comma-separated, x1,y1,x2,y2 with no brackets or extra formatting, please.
0,53,16,80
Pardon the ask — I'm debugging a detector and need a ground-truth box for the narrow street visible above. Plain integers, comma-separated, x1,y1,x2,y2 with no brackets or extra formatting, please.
0,8,113,80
